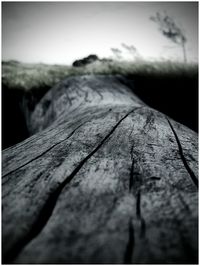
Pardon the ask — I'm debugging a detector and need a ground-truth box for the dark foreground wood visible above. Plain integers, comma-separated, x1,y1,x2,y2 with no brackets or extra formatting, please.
2,75,198,263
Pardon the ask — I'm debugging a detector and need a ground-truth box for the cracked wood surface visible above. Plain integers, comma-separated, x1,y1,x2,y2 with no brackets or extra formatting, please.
2,75,198,264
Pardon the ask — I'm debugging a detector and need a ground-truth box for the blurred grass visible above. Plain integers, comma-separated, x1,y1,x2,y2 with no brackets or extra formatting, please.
2,59,198,92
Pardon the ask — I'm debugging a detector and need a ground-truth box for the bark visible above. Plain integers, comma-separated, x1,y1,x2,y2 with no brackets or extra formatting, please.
2,75,198,264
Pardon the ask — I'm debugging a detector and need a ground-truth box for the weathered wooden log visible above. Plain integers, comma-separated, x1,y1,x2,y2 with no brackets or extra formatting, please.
2,75,198,264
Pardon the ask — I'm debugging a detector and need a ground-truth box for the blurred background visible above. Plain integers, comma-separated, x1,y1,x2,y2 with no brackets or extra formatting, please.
2,2,198,64
2,2,198,149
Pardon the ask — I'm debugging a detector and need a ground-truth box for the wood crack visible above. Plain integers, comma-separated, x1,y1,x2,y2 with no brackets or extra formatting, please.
124,219,135,264
150,176,161,181
3,122,86,179
166,118,198,188
3,108,136,263
125,144,146,263
136,190,146,238
129,145,135,192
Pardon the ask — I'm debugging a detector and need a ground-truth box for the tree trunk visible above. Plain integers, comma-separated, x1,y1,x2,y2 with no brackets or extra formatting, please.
2,75,198,264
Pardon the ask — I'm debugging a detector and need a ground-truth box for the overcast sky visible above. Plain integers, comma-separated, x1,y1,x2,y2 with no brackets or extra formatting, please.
2,2,198,64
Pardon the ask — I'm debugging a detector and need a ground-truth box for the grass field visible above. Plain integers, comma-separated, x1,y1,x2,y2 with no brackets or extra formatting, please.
2,59,198,91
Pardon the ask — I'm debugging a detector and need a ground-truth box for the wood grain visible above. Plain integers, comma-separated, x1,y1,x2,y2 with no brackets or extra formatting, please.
2,75,198,263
